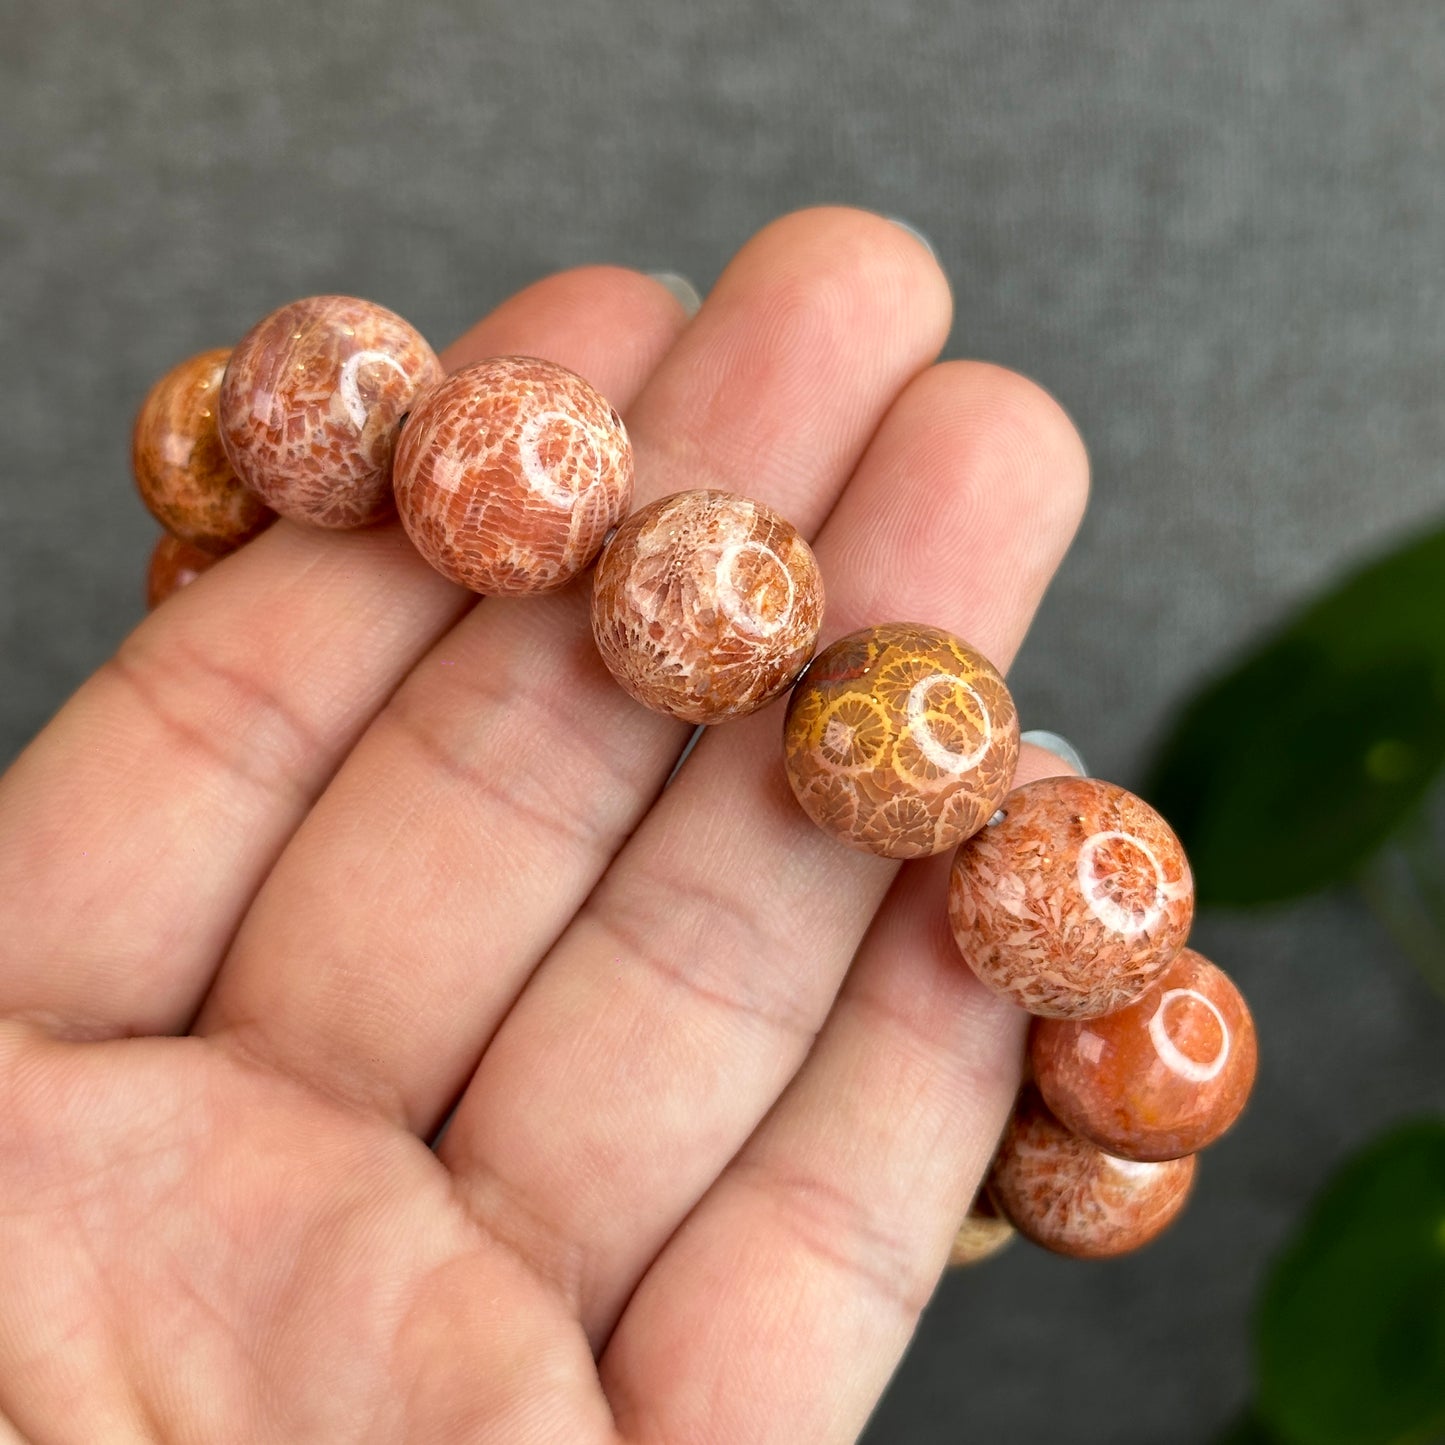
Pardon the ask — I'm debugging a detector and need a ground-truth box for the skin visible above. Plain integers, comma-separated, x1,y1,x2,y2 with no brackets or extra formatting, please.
0,207,1088,1444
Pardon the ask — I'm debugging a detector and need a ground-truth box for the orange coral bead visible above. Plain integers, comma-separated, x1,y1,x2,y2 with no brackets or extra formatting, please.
131,348,274,554
591,490,824,723
948,777,1195,1019
394,357,634,595
782,623,1019,859
219,295,442,529
988,1087,1196,1259
145,532,219,610
1031,947,1258,1161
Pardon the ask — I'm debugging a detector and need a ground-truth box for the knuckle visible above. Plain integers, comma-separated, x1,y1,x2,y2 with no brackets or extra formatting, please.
733,1153,932,1322
594,871,824,1047
106,627,317,805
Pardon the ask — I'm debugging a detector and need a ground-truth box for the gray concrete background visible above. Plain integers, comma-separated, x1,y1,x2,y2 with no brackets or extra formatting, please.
2,2,1444,1440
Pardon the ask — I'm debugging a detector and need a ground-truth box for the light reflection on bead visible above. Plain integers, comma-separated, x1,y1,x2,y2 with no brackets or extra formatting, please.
783,623,1019,859
394,357,633,595
1031,947,1257,1161
591,489,824,723
219,295,442,529
132,349,274,554
948,777,1194,1019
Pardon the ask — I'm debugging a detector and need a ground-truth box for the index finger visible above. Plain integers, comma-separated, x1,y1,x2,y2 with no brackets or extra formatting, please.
0,267,691,1039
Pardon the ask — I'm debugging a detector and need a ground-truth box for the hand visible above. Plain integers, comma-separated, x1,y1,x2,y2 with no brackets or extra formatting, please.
0,207,1086,1443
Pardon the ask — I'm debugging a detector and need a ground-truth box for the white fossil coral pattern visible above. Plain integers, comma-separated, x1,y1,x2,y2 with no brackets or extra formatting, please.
949,777,1194,1019
988,1089,1196,1258
591,489,824,723
394,356,632,595
783,623,1018,859
220,295,442,528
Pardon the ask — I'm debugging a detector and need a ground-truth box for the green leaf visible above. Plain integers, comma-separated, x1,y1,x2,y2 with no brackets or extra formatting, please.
1257,1119,1445,1445
1216,1408,1288,1444
1146,520,1445,906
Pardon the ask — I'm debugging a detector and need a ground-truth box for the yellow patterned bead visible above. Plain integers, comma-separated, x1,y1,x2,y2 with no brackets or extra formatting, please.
782,622,1019,858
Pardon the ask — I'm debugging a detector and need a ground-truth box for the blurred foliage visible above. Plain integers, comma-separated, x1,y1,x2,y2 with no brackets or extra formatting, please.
1148,520,1445,1445
1356,807,1445,1007
1256,1122,1445,1445
1147,521,1445,908
1217,1410,1288,1444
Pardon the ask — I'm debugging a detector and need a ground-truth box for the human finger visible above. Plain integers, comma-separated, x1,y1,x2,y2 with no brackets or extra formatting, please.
0,266,688,1037
439,360,1088,1345
196,208,952,1134
599,744,1075,1443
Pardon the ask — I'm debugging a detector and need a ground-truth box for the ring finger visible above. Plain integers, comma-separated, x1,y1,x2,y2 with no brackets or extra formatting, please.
438,358,1089,1345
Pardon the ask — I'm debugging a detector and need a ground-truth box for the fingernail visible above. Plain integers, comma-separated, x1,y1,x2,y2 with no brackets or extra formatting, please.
1020,729,1089,778
883,216,936,259
649,271,703,318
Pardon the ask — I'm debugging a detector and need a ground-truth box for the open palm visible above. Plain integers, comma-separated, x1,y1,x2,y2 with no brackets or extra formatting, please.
0,208,1087,1443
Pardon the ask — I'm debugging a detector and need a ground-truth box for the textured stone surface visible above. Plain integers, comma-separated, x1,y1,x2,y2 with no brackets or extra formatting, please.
591,489,823,723
145,532,219,611
219,295,442,529
989,1087,1197,1259
394,356,633,595
131,348,274,554
1032,948,1258,1162
949,777,1195,1018
783,623,1018,859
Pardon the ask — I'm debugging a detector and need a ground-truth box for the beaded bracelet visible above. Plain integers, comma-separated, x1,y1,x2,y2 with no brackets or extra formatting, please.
131,293,1259,1266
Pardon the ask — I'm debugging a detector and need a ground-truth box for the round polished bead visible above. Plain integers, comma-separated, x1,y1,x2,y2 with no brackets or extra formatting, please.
590,489,824,723
1031,947,1257,1161
218,295,442,529
146,532,220,610
131,348,274,554
782,623,1019,858
393,356,634,595
988,1087,1196,1259
948,776,1194,1018
947,1193,1015,1268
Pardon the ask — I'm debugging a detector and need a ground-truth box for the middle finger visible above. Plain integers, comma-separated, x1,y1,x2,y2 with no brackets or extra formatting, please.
198,208,952,1133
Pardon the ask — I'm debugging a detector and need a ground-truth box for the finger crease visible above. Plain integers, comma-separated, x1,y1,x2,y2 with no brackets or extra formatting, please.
729,1153,934,1324
590,886,823,1047
445,1150,590,1319
842,980,1015,1110
381,697,609,859
105,636,320,809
